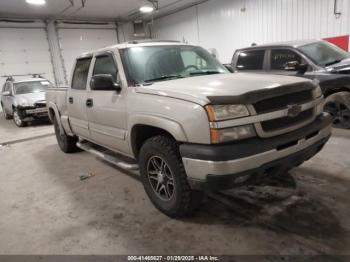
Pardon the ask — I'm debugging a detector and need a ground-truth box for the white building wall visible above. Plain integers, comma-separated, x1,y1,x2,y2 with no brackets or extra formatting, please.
152,0,350,63
117,22,135,42
56,22,118,84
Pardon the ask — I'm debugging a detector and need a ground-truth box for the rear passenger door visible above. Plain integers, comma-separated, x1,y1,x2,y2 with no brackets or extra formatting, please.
67,57,92,139
234,49,268,72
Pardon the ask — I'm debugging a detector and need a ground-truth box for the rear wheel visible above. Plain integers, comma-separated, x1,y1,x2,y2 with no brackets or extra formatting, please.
53,115,79,153
13,108,26,127
139,135,203,218
324,92,350,129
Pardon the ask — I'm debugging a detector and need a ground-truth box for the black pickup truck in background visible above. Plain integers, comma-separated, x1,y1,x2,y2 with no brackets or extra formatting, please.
230,40,350,129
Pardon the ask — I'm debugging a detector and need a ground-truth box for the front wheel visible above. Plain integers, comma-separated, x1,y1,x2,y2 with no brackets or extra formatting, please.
324,92,350,129
13,108,26,127
53,115,79,153
139,135,203,218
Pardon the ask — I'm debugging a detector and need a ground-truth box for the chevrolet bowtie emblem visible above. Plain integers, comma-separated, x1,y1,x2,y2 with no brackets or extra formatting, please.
287,104,302,117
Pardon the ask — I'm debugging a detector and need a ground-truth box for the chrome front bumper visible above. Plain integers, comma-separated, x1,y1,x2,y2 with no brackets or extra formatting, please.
26,107,48,114
182,119,332,181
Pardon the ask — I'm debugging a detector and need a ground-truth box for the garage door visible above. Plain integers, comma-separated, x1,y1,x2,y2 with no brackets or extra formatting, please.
57,24,118,84
0,25,55,89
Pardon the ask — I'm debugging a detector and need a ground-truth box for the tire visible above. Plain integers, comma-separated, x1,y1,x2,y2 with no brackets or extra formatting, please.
13,108,26,127
139,135,203,218
53,115,79,153
324,91,350,129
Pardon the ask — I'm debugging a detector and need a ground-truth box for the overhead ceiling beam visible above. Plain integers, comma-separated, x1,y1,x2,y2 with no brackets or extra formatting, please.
52,0,74,18
68,0,87,17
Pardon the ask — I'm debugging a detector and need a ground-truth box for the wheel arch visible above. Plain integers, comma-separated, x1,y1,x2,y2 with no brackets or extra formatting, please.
46,102,73,135
324,86,350,97
129,115,188,159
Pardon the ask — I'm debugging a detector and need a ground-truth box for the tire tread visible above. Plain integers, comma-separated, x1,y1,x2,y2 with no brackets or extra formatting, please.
139,135,203,218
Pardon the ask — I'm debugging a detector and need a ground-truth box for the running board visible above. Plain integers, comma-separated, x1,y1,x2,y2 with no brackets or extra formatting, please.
76,141,139,170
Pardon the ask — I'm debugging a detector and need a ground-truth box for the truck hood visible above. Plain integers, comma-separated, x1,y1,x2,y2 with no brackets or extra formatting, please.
14,92,46,107
135,73,315,106
326,58,350,73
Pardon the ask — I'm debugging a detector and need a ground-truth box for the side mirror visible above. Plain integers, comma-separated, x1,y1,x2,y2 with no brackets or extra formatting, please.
284,61,308,74
2,91,11,96
90,74,121,92
224,64,234,73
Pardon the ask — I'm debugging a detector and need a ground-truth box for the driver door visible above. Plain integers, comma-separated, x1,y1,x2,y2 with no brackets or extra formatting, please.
86,52,129,155
268,48,308,76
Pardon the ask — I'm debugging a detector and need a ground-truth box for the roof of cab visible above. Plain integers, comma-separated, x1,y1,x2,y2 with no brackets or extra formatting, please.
237,39,322,51
76,40,193,59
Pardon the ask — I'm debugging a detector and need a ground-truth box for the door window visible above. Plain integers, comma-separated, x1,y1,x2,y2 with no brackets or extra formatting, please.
270,49,302,70
236,50,265,70
71,58,92,90
93,55,118,82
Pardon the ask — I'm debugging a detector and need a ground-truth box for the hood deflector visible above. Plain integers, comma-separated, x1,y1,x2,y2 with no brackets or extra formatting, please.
207,81,316,105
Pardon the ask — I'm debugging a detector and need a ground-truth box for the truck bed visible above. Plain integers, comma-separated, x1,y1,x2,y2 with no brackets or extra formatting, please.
46,87,69,118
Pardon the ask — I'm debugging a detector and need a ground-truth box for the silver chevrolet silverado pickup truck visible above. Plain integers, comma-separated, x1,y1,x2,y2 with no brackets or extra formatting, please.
46,40,332,217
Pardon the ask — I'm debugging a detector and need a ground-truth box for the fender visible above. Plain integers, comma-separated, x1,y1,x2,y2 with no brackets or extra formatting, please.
47,101,74,136
128,113,188,145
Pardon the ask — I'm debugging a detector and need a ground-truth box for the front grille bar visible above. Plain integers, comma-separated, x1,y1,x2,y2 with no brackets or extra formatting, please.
209,96,323,129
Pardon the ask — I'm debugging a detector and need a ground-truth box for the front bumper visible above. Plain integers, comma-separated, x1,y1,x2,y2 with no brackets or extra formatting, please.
18,107,49,121
180,113,332,191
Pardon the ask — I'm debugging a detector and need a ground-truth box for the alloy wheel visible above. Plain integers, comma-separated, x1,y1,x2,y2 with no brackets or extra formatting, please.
324,101,350,129
147,156,175,201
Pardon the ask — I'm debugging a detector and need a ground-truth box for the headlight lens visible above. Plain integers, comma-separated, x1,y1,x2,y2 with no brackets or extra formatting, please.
206,104,249,121
314,86,323,98
210,125,256,143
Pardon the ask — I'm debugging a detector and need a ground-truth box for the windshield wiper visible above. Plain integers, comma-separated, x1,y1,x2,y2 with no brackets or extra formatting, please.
325,60,342,67
144,75,184,83
189,70,222,76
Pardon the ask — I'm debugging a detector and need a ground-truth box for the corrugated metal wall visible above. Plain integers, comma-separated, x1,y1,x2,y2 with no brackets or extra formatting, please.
152,0,350,63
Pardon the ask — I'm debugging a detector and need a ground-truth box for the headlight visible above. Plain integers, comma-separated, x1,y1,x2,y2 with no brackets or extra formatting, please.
206,104,250,121
314,86,323,98
210,125,256,144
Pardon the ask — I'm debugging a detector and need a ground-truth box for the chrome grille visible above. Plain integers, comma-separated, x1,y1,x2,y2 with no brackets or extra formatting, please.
261,109,314,132
252,89,317,137
253,90,313,114
34,102,46,108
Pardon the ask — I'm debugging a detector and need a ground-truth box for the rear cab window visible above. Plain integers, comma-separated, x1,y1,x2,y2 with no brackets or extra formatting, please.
72,57,92,90
236,50,265,70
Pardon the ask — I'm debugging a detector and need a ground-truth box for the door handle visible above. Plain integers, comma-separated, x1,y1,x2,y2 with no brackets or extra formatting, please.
86,98,93,107
68,97,74,104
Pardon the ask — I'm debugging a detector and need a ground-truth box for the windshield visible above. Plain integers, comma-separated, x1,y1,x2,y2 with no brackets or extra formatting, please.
298,41,350,67
122,45,228,85
14,80,52,95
